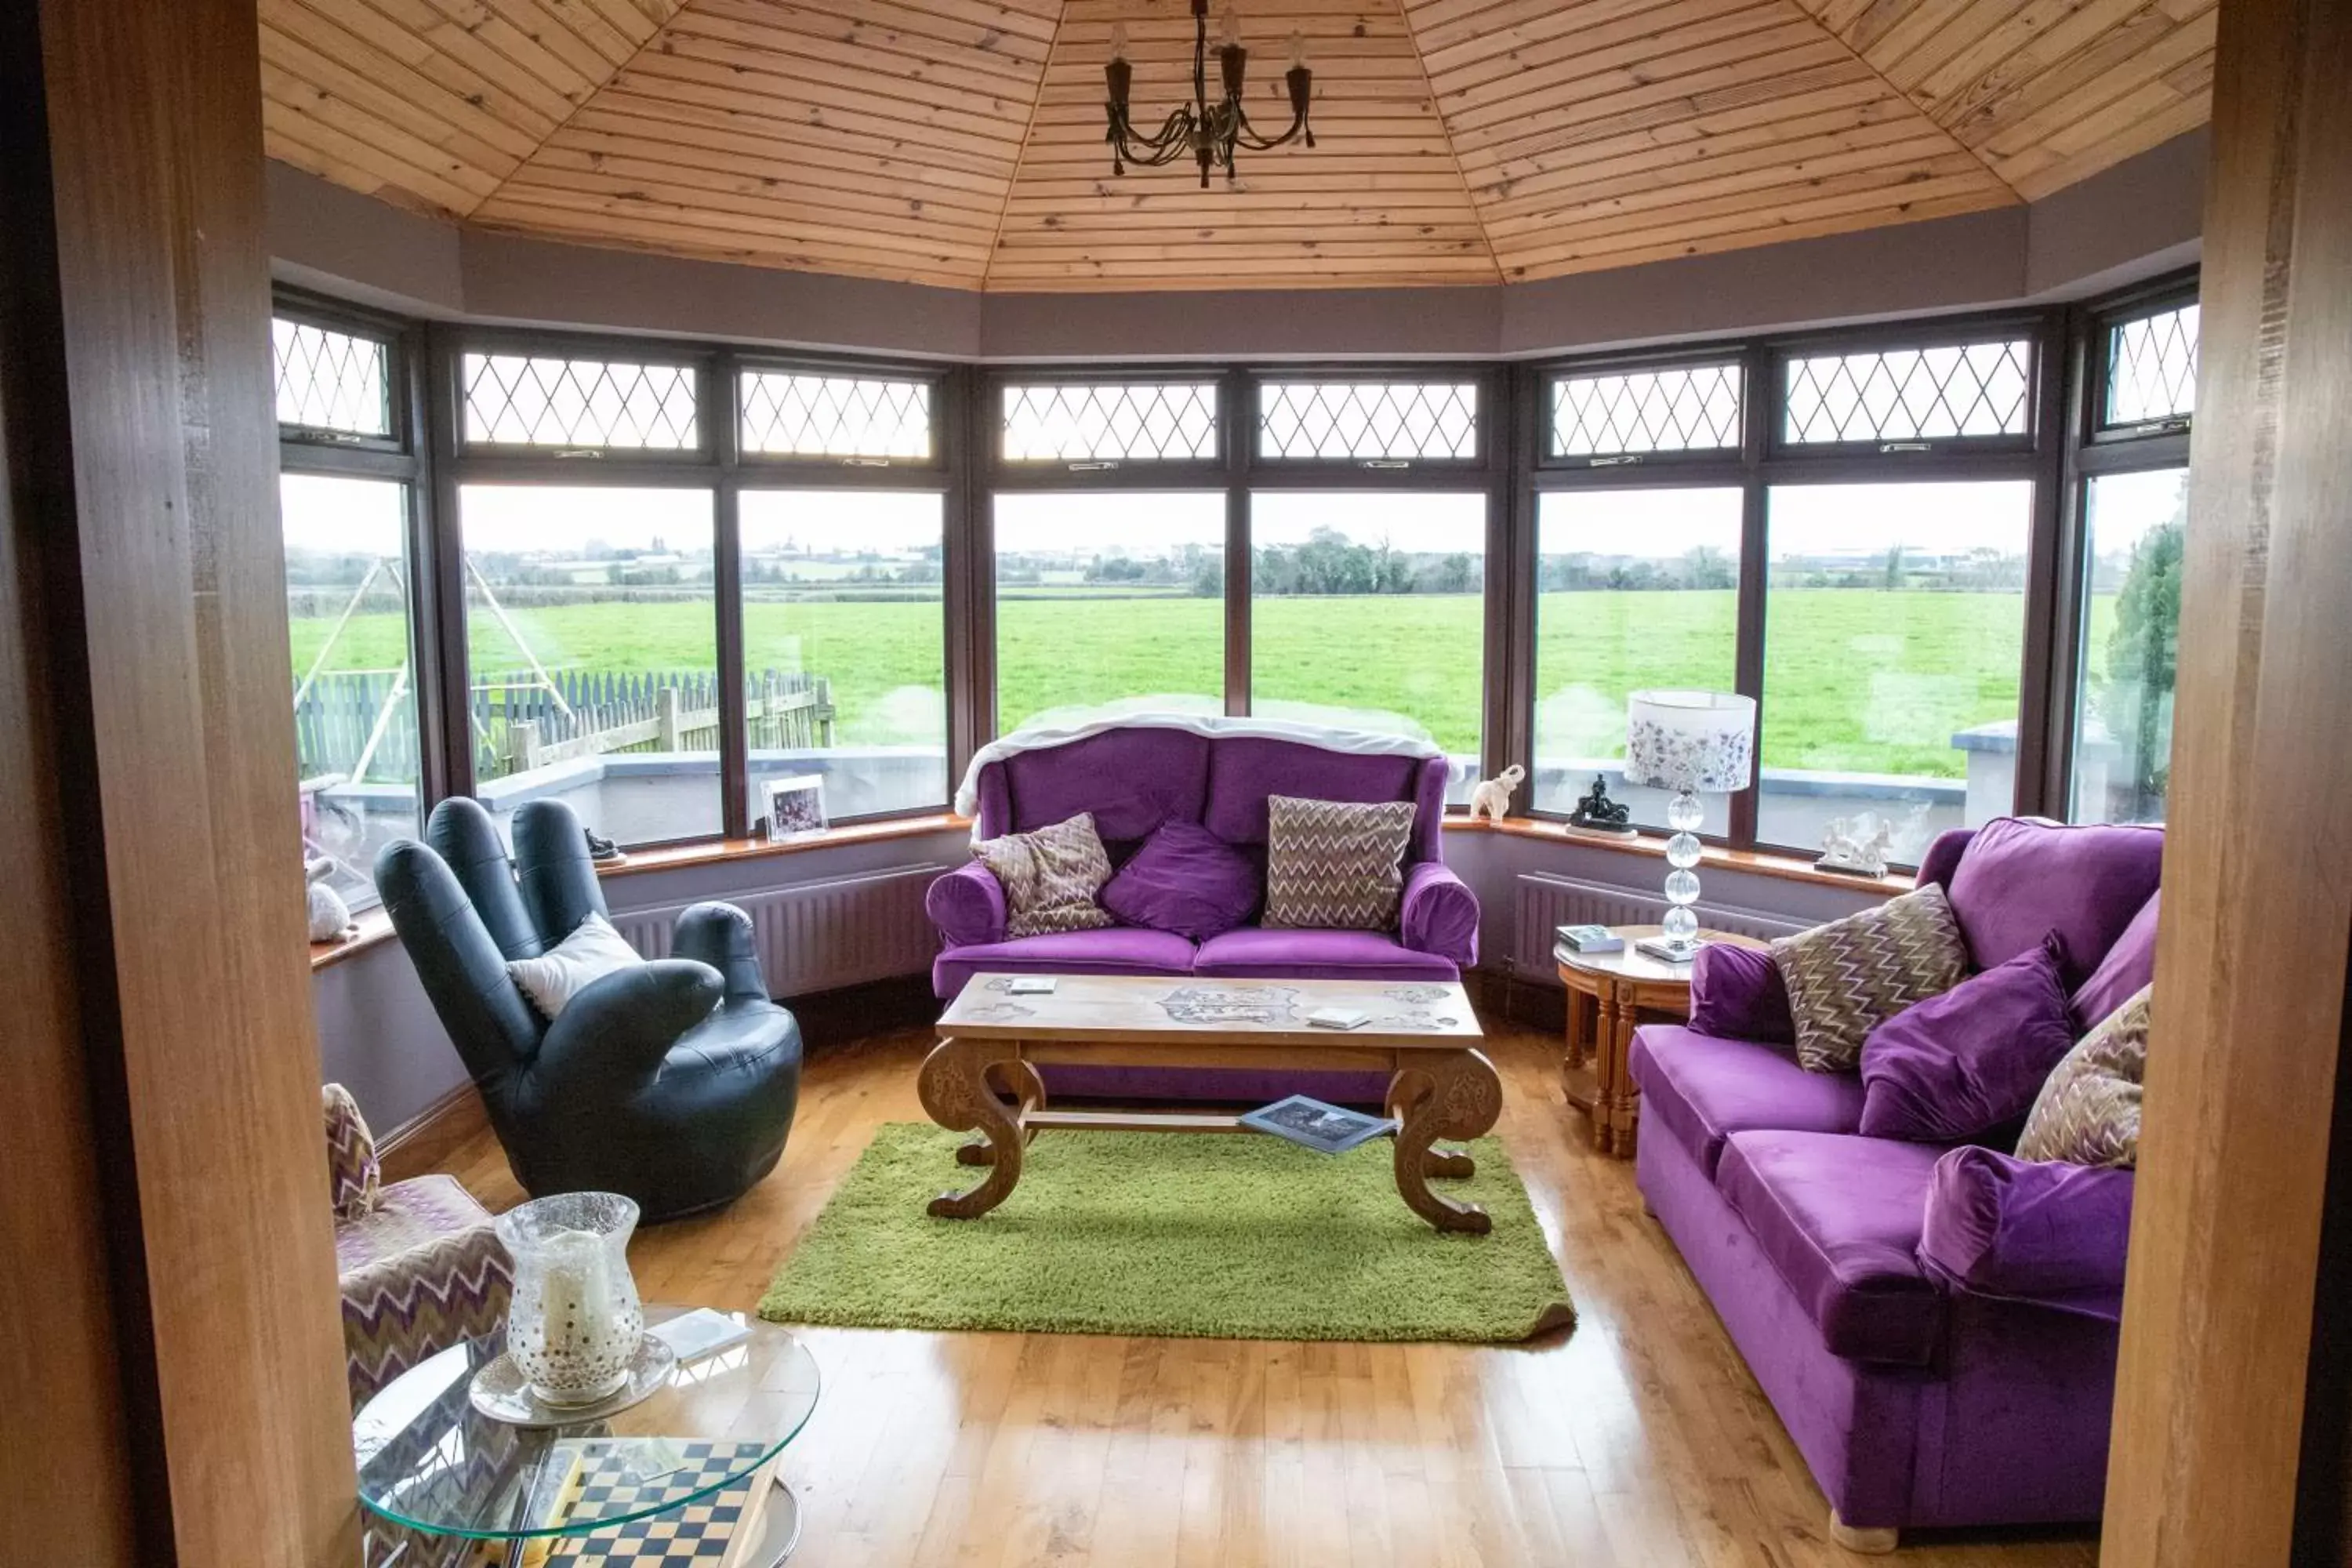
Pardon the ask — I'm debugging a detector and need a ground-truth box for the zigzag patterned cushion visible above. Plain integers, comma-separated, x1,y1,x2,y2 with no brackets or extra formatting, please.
2017,983,2150,1167
1261,794,1417,932
975,811,1116,938
1771,883,1969,1073
338,1174,514,1408
322,1083,380,1223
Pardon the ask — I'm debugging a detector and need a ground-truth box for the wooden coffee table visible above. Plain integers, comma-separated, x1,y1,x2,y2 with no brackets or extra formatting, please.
924,974,1501,1233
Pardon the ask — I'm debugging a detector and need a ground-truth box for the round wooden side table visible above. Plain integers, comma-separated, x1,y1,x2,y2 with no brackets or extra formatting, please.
1557,925,1770,1158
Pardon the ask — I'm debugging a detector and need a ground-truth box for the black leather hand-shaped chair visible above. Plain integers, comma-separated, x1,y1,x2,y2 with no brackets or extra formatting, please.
376,797,801,1221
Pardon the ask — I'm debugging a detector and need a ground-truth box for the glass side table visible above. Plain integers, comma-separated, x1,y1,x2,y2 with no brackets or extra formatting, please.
354,1305,819,1568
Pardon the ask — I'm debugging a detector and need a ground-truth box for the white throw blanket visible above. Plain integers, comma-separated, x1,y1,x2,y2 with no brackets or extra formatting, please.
952,712,1445,822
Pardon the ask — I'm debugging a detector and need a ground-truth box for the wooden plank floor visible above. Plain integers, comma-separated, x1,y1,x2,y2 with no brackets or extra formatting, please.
444,1025,2101,1567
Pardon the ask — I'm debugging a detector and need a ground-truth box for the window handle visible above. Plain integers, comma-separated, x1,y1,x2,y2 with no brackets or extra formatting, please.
842,456,892,468
554,447,605,459
1588,454,1643,467
1359,459,1411,471
1878,441,1932,453
1066,459,1119,473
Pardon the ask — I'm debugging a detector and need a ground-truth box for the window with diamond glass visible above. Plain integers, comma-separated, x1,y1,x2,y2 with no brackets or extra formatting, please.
463,352,699,449
741,370,932,460
1000,382,1218,462
1781,339,2033,445
1258,381,1478,461
1550,364,1740,458
2102,303,2198,428
275,318,390,437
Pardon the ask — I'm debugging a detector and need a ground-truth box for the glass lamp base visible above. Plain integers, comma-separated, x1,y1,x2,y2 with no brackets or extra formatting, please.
1657,787,1707,957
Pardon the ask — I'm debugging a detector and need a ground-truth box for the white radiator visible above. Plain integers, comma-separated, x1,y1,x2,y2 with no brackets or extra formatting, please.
608,863,950,997
1509,871,1808,976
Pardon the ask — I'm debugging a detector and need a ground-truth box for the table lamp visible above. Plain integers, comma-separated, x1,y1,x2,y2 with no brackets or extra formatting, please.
1624,689,1757,963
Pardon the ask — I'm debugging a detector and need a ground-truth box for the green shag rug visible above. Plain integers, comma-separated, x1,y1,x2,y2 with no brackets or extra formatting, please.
757,1123,1574,1343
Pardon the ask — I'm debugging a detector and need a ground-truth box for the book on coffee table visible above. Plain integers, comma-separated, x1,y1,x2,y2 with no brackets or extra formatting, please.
1241,1094,1397,1155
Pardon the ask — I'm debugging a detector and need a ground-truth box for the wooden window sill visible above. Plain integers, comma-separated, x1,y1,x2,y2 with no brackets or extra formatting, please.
1443,815,1915,895
308,813,971,972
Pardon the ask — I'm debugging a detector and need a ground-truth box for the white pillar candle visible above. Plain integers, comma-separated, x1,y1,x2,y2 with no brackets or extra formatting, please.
535,1226,615,1367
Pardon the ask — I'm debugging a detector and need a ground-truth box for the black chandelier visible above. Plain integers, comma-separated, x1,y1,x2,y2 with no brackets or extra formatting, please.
1102,1,1314,188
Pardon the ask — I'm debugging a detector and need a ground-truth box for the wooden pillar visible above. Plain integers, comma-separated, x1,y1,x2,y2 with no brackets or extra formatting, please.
2103,0,2352,1561
0,0,357,1563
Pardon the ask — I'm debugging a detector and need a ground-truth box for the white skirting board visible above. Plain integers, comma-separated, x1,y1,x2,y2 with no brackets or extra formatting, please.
1511,871,1809,975
608,863,953,997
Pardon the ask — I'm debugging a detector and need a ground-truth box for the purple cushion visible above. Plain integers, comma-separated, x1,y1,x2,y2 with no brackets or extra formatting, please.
1627,1025,1865,1179
1098,821,1260,941
1944,818,2164,984
996,728,1211,841
1918,1146,2136,1321
2070,889,2160,1033
1716,1130,1947,1365
1201,739,1428,851
1191,926,1458,981
931,927,1196,998
1687,943,1794,1044
1859,933,2078,1143
927,861,1007,948
1398,861,1479,967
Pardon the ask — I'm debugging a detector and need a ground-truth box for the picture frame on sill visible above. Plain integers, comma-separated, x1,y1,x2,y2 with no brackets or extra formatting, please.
764,775,827,843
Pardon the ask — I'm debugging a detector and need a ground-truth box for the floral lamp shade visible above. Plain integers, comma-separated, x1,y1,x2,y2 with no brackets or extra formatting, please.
1624,690,1756,794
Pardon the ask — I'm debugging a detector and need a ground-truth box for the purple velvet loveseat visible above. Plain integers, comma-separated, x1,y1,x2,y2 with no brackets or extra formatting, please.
1628,817,2163,1548
925,722,1480,1102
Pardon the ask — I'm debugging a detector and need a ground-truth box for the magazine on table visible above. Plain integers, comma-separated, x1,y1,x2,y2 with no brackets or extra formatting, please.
1240,1094,1397,1155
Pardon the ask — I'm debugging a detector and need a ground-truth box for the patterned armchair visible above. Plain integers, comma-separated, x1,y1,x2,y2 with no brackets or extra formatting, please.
326,1083,513,1410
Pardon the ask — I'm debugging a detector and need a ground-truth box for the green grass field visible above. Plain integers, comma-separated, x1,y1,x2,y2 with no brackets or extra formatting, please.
289,589,2117,776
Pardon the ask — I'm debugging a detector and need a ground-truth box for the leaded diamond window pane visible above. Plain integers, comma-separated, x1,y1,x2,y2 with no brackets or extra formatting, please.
1550,365,1741,457
1782,339,2033,445
462,353,699,449
1001,382,1218,462
274,318,390,437
741,371,932,459
2103,304,2198,427
1258,381,1478,460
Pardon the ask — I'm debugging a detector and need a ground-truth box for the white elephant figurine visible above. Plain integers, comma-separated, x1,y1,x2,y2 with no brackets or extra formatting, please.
1468,764,1525,822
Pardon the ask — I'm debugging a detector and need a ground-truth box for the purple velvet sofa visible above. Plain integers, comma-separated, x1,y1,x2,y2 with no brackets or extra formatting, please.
925,723,1480,1102
1628,817,2163,1549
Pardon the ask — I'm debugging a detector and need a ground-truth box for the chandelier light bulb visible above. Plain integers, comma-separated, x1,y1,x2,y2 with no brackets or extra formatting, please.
1108,21,1129,61
1287,29,1305,70
1219,5,1241,49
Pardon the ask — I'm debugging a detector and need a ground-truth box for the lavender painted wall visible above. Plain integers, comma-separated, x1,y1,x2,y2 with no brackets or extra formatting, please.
267,130,2206,363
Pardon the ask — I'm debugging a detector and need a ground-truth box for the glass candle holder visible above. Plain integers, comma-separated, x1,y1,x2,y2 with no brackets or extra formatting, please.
494,1191,644,1406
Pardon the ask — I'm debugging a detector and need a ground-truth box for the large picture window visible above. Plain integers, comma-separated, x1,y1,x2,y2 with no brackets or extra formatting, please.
1759,481,2034,862
993,491,1225,731
1248,491,1484,798
739,490,947,822
1532,488,1741,831
459,485,720,847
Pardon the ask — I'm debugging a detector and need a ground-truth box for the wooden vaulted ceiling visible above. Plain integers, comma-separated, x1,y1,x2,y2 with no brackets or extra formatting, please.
259,0,2215,292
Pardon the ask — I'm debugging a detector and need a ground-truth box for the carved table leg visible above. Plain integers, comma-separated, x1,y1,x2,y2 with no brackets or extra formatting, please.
1387,1049,1504,1233
957,1061,1046,1165
1602,989,1641,1160
918,1036,1025,1218
1591,987,1622,1154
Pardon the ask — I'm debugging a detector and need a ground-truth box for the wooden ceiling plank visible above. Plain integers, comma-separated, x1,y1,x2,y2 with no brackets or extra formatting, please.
1444,38,1863,158
615,55,1029,162
572,91,1021,181
1419,0,1767,92
684,0,1055,67
472,201,988,282
1868,0,2038,90
385,0,612,107
506,156,1007,240
1520,148,1994,245
2001,89,2205,197
1440,16,1837,132
1472,94,1917,209
466,0,635,80
569,0,677,47
260,26,534,172
260,59,509,197
269,0,568,136
669,4,1052,93
351,0,586,122
1834,0,1983,79
262,90,494,213
1462,74,1892,185
1479,125,1962,232
1966,5,2214,151
477,179,998,263
550,124,1013,212
649,32,1040,129
1500,186,2001,278
1917,0,2180,128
